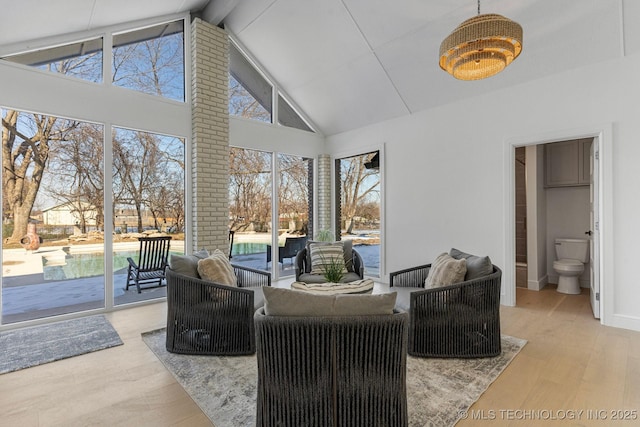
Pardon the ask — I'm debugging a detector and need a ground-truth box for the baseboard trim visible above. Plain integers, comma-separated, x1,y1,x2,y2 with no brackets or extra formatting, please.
528,275,548,291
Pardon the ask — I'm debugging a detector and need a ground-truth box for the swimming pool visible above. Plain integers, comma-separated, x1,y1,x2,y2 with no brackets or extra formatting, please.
41,250,184,281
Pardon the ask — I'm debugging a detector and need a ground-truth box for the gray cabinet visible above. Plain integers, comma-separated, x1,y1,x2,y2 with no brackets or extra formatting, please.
544,138,592,187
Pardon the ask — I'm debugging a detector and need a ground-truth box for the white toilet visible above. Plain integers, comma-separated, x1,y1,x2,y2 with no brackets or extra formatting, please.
553,238,589,294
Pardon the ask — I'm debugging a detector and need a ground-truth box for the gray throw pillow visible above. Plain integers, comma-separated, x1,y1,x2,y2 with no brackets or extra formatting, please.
168,249,209,278
449,248,493,280
263,287,396,316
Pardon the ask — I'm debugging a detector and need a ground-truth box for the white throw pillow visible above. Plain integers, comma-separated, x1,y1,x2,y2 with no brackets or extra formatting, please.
197,249,237,287
425,252,467,288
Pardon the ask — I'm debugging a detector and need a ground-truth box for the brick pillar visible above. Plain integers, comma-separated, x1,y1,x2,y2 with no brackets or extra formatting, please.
191,18,230,252
316,154,333,238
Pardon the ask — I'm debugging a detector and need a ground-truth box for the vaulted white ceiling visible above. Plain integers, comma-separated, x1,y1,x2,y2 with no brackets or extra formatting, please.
1,0,638,136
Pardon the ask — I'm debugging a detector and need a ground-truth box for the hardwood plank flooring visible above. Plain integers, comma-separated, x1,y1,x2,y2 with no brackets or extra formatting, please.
1,285,638,426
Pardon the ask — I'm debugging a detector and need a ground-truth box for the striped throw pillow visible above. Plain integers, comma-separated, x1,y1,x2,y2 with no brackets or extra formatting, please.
309,242,348,275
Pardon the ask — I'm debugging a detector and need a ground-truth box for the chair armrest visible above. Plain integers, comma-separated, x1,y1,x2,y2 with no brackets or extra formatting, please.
295,248,307,281
127,257,138,269
389,264,431,287
232,263,271,288
351,249,364,279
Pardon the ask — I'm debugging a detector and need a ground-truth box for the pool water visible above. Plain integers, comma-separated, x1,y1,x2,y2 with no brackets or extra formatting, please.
231,242,267,256
42,250,184,281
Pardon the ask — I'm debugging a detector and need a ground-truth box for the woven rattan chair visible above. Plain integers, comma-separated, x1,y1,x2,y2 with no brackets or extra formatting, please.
390,264,502,358
266,235,307,268
126,236,172,293
255,307,408,427
165,266,271,355
294,247,364,283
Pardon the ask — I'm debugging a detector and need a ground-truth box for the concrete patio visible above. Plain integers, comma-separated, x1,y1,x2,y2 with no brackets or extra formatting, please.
1,242,379,324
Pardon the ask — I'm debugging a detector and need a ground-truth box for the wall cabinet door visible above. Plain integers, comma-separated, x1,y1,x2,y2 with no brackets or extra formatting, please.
579,139,593,185
544,138,592,187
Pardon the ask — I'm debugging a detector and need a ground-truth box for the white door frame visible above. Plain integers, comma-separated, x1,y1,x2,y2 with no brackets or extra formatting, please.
503,124,613,326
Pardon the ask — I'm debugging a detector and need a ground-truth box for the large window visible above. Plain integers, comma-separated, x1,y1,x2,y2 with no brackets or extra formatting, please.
229,148,313,278
0,18,188,325
336,151,381,277
1,38,103,83
1,109,187,323
113,21,185,101
1,20,185,103
229,148,272,270
2,109,106,323
112,128,185,305
229,42,314,132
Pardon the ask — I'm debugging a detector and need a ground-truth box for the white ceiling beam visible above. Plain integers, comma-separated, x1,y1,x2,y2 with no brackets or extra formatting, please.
201,0,242,25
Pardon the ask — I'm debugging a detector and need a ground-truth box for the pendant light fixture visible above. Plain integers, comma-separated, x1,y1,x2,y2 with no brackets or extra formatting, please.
439,0,523,80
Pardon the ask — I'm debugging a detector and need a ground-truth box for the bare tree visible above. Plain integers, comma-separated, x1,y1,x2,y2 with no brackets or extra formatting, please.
229,76,271,122
44,123,104,233
2,110,79,242
229,148,272,231
113,31,184,100
278,154,310,232
113,130,162,232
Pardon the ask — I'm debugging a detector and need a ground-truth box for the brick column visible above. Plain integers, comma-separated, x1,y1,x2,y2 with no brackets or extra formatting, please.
191,18,229,252
316,154,333,237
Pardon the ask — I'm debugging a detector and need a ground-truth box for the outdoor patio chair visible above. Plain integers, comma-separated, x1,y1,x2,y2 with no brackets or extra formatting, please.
165,265,271,355
295,244,364,283
266,235,307,268
390,260,502,358
125,236,172,293
255,289,408,426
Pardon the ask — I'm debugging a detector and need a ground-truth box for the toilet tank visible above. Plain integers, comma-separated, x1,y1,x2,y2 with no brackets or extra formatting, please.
555,238,589,262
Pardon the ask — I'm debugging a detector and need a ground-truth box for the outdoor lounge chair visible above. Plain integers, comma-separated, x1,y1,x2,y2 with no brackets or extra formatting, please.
389,260,502,358
125,236,172,293
266,235,307,267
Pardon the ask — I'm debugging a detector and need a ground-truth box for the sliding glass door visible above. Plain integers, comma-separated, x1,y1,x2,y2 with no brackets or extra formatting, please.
229,148,313,279
336,151,381,277
2,109,105,323
112,127,185,305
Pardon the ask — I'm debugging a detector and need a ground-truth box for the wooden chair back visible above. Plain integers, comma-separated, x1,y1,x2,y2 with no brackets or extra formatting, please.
136,236,172,272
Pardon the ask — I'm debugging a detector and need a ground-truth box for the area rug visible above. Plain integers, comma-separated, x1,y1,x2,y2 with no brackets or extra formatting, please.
143,329,526,427
0,315,123,374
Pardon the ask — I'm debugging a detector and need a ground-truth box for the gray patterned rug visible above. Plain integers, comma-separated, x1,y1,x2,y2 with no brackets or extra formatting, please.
143,329,526,427
0,315,123,374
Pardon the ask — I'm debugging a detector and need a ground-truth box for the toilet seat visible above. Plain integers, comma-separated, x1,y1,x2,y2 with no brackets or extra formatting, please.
553,259,584,273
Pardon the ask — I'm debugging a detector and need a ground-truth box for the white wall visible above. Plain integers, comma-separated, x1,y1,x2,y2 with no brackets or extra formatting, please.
326,52,640,331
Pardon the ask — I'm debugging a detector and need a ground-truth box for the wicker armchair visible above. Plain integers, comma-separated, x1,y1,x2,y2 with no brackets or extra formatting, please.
255,307,408,427
390,264,502,358
295,247,364,283
165,266,271,355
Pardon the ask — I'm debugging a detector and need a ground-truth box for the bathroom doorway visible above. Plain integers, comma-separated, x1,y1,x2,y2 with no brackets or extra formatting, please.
511,135,601,319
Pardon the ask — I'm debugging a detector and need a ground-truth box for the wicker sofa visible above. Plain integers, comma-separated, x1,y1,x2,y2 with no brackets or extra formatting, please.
165,264,271,355
390,258,502,358
254,288,408,426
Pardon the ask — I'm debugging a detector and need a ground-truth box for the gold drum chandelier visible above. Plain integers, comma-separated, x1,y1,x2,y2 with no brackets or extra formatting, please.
439,1,522,81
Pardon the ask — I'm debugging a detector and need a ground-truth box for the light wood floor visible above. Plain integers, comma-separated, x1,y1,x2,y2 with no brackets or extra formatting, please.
1,286,639,426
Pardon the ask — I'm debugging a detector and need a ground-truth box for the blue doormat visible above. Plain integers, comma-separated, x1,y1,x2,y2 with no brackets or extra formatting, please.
0,315,123,374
